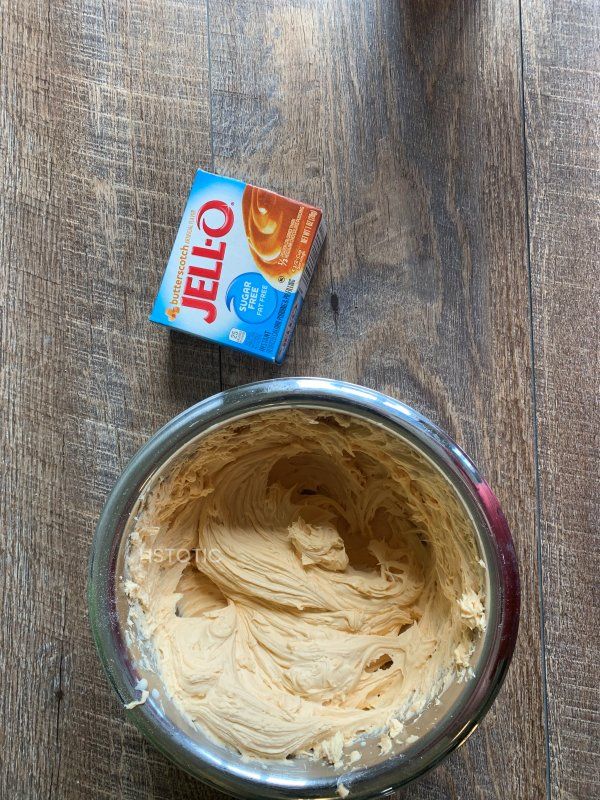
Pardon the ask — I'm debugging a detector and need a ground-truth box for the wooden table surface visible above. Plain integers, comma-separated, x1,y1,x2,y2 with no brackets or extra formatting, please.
1,0,598,798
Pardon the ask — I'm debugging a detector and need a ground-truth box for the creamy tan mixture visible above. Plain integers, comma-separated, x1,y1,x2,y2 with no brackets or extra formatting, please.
124,409,485,765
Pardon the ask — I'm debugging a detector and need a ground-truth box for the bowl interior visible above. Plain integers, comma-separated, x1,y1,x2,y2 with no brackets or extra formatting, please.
90,388,512,800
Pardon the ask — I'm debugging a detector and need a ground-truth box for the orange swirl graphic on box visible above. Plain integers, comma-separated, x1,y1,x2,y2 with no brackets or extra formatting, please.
242,185,313,279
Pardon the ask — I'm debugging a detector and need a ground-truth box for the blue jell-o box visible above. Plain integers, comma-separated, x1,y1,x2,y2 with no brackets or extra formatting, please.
150,169,326,363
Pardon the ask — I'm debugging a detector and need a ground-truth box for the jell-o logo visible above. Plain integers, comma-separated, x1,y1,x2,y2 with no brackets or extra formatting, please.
181,200,235,323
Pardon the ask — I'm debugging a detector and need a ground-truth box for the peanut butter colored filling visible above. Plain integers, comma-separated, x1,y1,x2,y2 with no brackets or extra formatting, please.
124,409,486,764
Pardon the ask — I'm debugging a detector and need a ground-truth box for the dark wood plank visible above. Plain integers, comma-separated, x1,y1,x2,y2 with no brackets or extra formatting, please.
1,0,224,797
209,0,547,797
522,1,600,797
0,0,555,798
1,6,67,797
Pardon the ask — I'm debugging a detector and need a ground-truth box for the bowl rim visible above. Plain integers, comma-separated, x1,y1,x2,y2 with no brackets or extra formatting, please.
88,377,520,800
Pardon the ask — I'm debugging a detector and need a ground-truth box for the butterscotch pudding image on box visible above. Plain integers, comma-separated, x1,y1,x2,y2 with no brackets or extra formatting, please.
123,408,487,767
242,184,319,280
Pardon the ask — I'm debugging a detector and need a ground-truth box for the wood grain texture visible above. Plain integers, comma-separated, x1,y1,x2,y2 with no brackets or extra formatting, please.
209,0,546,797
521,1,600,798
1,6,66,797
3,0,582,797
1,0,223,798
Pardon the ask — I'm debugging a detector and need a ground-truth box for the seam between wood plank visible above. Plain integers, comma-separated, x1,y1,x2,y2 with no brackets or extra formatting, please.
44,0,67,795
517,2,552,798
49,595,68,800
204,0,224,394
